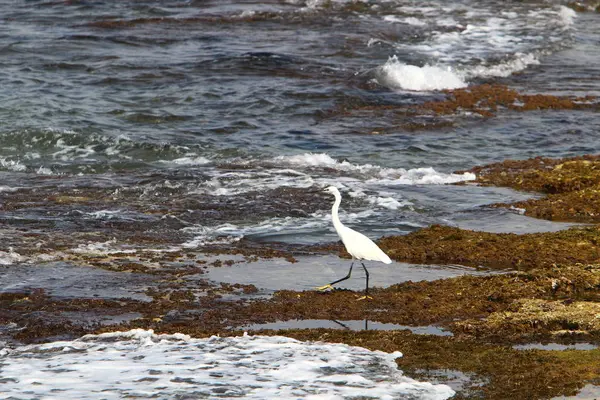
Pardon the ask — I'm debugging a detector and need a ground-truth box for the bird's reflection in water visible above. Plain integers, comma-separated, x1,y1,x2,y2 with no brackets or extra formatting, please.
331,319,370,331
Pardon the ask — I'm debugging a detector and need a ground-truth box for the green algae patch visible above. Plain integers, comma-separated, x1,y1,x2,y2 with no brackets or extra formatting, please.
567,0,600,12
376,225,600,270
128,264,598,338
466,155,600,194
506,187,600,223
322,84,598,133
463,155,600,222
223,264,600,335
420,84,598,117
255,272,539,326
457,298,600,341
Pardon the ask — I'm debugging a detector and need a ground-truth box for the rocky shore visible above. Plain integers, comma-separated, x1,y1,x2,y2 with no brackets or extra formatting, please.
2,154,600,399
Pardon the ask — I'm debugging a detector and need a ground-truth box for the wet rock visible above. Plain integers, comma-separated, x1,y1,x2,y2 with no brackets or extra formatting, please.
373,224,600,270
462,154,600,222
321,84,597,133
420,84,597,117
567,1,600,12
456,297,600,340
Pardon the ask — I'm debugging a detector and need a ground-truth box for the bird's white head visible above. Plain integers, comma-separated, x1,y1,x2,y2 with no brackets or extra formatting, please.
323,186,340,196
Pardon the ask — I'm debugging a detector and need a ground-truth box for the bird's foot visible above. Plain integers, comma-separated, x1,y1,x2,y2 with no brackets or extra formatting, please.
356,295,373,301
315,284,334,291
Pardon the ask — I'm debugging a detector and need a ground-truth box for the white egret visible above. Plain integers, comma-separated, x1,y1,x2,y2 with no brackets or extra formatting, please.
317,186,392,299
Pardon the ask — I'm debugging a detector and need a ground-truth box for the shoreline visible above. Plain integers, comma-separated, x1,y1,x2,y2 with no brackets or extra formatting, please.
2,153,600,398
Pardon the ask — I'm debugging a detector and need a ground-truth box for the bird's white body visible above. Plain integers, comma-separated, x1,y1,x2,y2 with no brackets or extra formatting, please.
335,225,392,263
327,186,392,264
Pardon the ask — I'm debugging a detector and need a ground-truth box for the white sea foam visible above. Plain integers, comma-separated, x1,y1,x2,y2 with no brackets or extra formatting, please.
1,128,208,170
436,17,460,28
0,248,25,265
181,215,328,247
189,170,316,197
84,210,124,219
71,239,132,255
508,206,526,215
52,138,96,161
301,0,362,10
0,245,63,266
180,208,385,247
180,154,473,245
181,224,244,247
36,166,54,175
374,167,475,185
129,153,472,246
377,56,467,91
160,155,211,166
274,152,373,172
558,5,577,27
276,152,340,168
465,52,540,78
274,153,475,184
0,329,454,399
388,4,576,77
0,157,26,172
239,10,255,18
404,16,428,26
369,196,407,210
383,15,427,26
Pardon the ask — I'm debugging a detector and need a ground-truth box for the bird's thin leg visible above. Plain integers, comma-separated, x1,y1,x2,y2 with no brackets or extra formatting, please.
356,262,373,301
330,262,354,285
361,262,369,296
316,262,354,291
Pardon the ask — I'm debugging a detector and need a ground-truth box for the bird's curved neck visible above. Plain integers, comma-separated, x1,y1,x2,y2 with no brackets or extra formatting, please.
331,192,343,231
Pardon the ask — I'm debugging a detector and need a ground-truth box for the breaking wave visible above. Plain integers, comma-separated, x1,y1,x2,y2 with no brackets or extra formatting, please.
0,329,455,399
